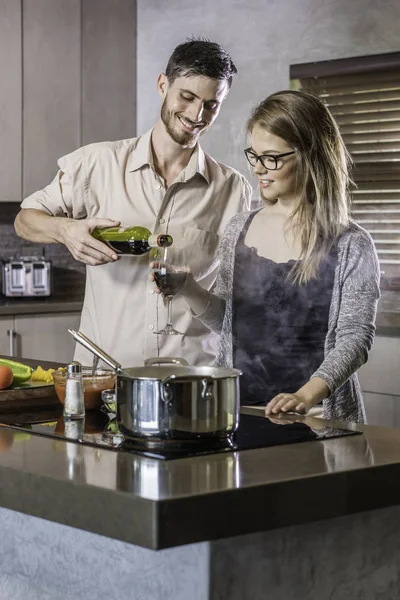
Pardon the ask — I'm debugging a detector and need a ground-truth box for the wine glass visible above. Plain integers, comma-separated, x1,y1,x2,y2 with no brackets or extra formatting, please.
152,246,188,335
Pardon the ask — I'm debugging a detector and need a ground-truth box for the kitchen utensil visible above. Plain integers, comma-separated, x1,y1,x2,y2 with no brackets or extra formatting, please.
68,329,241,443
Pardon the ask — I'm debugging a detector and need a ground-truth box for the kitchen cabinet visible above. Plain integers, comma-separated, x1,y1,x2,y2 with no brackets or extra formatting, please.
0,316,15,356
0,312,81,363
363,391,400,429
358,335,400,427
0,0,22,201
0,0,136,202
358,335,400,396
23,0,81,196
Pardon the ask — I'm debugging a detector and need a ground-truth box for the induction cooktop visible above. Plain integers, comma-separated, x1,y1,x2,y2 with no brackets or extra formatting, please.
0,407,360,460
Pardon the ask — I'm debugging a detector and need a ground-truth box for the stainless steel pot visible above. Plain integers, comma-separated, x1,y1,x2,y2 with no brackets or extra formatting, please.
68,330,241,442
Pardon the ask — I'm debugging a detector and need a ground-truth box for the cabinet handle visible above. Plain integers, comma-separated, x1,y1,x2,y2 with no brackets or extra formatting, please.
6,329,15,357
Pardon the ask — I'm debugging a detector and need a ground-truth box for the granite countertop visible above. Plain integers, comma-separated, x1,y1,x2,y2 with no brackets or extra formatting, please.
0,294,84,316
1,357,400,550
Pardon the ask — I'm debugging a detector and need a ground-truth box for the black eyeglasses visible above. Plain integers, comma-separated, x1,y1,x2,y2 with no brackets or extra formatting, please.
244,148,295,170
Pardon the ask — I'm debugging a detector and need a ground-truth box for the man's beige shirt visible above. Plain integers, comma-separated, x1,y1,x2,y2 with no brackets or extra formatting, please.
21,129,252,367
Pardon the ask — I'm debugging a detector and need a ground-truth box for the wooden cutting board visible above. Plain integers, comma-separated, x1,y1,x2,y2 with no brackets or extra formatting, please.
0,380,60,412
0,356,62,413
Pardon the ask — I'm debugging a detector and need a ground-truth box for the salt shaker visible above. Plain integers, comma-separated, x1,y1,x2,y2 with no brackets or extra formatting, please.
63,361,85,420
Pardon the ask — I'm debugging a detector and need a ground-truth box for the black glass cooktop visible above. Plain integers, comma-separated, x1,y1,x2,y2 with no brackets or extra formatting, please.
0,407,360,460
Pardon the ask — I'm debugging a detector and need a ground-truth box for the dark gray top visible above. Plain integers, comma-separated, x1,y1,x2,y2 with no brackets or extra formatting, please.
196,211,381,423
233,212,337,405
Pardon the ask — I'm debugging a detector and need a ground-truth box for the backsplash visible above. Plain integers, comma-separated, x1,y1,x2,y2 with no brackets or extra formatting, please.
0,223,86,274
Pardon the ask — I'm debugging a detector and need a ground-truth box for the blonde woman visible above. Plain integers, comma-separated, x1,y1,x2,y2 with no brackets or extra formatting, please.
154,90,381,423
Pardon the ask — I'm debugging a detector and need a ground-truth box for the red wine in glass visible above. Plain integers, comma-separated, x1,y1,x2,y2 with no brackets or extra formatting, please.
153,271,187,297
152,246,187,336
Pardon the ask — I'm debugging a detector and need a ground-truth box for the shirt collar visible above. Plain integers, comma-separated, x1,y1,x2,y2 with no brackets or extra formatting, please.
128,128,210,185
128,129,153,172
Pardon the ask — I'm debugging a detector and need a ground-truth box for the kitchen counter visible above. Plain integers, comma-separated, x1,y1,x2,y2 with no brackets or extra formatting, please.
0,293,84,315
1,360,400,598
0,406,398,550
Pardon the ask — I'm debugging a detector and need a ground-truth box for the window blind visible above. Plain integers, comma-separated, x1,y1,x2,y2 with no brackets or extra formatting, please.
291,60,400,283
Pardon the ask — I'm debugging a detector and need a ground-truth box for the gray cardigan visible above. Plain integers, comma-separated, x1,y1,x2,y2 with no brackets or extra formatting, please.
197,211,381,423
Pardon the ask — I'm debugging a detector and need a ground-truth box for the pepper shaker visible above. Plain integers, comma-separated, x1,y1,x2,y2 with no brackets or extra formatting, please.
63,361,85,420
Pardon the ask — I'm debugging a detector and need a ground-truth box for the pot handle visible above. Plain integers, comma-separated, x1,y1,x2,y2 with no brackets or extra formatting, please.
144,356,189,367
161,374,215,387
161,376,215,402
68,329,122,373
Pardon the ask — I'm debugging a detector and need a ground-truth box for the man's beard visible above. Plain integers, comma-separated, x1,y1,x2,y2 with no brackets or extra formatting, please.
161,99,206,147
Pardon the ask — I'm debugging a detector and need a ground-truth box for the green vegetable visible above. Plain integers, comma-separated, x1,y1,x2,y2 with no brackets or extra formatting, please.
0,359,33,385
106,420,119,433
13,432,32,442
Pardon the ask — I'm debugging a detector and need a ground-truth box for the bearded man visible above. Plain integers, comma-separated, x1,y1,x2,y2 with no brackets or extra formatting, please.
15,38,252,367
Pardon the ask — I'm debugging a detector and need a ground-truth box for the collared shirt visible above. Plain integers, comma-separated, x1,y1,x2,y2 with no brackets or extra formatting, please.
21,129,252,367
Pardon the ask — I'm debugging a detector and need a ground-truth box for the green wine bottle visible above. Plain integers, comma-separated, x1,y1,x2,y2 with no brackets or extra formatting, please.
92,226,173,256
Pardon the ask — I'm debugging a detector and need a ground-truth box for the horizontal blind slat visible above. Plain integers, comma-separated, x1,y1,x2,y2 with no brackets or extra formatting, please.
353,168,400,181
352,193,400,200
352,153,400,162
306,70,400,89
368,229,400,233
343,131,400,143
328,100,400,115
324,89,400,104
313,80,400,95
353,201,400,207
373,240,400,244
346,141,400,152
341,121,400,134
336,111,400,125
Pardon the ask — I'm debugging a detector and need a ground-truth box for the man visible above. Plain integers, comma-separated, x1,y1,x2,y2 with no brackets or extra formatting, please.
15,38,252,367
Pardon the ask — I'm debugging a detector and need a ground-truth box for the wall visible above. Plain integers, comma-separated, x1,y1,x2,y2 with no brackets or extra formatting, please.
136,0,400,180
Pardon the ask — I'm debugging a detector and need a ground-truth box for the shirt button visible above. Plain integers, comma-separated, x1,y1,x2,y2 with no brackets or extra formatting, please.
159,218,165,224
155,183,161,190
148,324,154,330
149,289,155,294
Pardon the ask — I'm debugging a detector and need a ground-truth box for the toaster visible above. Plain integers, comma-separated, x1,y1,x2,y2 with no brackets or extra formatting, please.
2,255,52,297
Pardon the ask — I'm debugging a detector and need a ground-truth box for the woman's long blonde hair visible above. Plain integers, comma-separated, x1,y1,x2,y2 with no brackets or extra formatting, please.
247,90,352,284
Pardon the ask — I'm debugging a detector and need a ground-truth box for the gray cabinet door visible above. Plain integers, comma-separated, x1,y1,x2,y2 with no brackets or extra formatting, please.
0,316,15,356
358,335,400,396
14,312,81,363
23,0,81,198
0,0,22,202
81,0,136,145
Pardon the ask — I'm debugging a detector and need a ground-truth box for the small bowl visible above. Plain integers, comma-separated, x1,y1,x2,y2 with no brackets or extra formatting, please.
53,368,115,411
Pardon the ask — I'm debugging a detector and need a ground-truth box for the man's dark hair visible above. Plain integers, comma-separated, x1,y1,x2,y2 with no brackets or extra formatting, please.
165,38,237,86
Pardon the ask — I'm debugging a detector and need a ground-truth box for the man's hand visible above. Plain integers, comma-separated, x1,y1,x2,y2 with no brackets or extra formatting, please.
59,218,121,265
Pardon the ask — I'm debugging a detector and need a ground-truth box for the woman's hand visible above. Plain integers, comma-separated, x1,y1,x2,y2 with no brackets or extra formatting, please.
265,377,330,417
149,262,211,316
149,262,192,296
265,393,310,416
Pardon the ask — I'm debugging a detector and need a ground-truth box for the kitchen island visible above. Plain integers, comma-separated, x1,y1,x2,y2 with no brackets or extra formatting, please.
1,399,400,600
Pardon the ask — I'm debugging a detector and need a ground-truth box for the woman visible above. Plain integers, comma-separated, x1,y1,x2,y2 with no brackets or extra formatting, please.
154,90,381,423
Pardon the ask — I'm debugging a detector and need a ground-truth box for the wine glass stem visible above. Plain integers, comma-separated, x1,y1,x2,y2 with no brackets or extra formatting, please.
166,296,174,327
